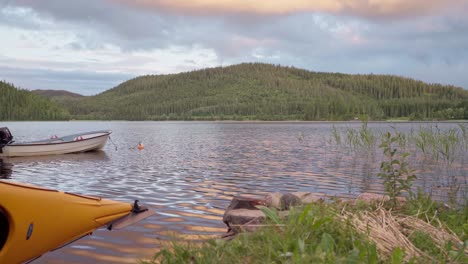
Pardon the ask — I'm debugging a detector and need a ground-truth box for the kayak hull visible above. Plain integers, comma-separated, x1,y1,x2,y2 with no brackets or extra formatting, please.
0,181,132,264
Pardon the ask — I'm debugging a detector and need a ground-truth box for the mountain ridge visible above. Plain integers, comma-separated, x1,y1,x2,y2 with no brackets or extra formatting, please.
58,63,468,120
32,89,84,98
4,63,468,121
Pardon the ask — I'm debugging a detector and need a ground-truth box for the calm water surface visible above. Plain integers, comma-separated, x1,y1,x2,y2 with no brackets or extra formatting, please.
1,121,466,263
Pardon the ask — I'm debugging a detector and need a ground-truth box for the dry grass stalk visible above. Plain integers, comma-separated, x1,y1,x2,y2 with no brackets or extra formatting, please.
338,208,428,260
397,215,468,255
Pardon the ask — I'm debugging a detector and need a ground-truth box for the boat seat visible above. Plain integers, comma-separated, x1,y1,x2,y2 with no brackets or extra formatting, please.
0,208,8,252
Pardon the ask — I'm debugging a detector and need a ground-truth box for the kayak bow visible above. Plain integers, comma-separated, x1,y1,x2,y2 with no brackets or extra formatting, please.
0,180,153,263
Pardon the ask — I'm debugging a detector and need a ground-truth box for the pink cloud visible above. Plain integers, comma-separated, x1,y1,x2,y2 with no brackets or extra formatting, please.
112,0,466,18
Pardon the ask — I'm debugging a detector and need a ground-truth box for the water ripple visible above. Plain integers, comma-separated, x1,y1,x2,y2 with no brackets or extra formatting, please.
0,121,466,263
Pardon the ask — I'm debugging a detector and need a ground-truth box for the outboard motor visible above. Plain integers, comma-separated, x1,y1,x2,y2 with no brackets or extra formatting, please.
0,127,13,153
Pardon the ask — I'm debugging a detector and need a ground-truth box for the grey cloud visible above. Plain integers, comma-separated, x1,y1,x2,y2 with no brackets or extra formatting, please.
0,66,135,95
0,5,42,30
1,0,467,91
7,0,175,50
109,0,467,20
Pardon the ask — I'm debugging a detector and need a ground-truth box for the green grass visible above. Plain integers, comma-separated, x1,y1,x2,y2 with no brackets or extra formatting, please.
141,199,467,264
144,128,467,264
408,231,440,256
142,203,378,264
402,189,468,241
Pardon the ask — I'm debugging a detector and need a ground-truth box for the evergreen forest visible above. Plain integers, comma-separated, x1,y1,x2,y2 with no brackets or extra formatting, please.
2,63,468,121
0,81,70,121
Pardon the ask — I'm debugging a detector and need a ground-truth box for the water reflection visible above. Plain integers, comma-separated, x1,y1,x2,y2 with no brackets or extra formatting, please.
0,121,465,264
0,151,109,181
4,150,110,164
0,159,13,179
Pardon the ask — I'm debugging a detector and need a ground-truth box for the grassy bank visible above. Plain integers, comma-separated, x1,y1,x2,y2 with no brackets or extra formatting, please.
142,196,467,264
142,129,467,263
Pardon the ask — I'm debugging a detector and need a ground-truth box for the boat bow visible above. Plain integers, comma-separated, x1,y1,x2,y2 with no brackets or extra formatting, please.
0,181,153,263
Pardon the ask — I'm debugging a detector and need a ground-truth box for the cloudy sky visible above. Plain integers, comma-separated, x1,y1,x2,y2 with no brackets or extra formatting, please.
1,0,467,95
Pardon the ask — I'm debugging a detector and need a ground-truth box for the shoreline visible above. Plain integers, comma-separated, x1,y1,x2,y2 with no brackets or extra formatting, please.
3,120,468,123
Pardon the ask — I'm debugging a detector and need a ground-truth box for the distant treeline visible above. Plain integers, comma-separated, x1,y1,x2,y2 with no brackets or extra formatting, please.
0,81,70,121
3,63,468,121
62,63,467,121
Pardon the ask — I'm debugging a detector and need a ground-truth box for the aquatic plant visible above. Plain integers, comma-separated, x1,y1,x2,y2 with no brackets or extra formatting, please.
391,126,409,150
411,124,466,164
340,121,377,151
329,123,466,205
378,132,416,206
331,125,341,145
459,123,468,149
358,121,376,150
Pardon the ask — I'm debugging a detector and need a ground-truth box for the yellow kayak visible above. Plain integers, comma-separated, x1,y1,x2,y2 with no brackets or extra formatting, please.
0,180,153,264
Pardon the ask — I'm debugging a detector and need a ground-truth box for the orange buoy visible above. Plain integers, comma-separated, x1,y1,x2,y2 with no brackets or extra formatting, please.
137,142,144,150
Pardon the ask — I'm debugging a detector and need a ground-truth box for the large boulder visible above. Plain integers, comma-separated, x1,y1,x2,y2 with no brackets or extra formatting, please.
223,196,266,233
291,192,324,204
264,192,283,209
355,192,406,206
265,192,324,210
279,193,302,210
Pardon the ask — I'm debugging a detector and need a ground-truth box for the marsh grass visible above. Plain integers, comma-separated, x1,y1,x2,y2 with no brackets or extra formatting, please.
342,121,377,151
332,122,467,159
331,122,468,204
141,124,467,264
459,123,468,149
411,125,466,165
143,199,467,264
331,125,341,145
143,203,380,264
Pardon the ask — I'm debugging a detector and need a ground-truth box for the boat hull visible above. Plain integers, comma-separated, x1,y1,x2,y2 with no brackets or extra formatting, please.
0,131,110,157
0,181,133,263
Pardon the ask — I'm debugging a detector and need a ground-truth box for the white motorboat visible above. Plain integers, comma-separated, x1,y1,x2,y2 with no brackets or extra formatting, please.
0,127,112,157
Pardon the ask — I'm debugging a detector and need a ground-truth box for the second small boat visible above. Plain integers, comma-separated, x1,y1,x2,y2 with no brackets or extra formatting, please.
0,127,111,157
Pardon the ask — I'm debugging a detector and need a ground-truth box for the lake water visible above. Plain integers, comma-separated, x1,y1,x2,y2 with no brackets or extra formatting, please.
1,121,467,263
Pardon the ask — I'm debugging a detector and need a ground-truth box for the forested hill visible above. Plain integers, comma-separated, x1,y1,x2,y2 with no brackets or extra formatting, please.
62,63,467,121
0,81,70,120
32,89,83,99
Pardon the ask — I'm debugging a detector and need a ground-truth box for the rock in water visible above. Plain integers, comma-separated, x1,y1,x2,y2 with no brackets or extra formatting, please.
280,193,301,210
